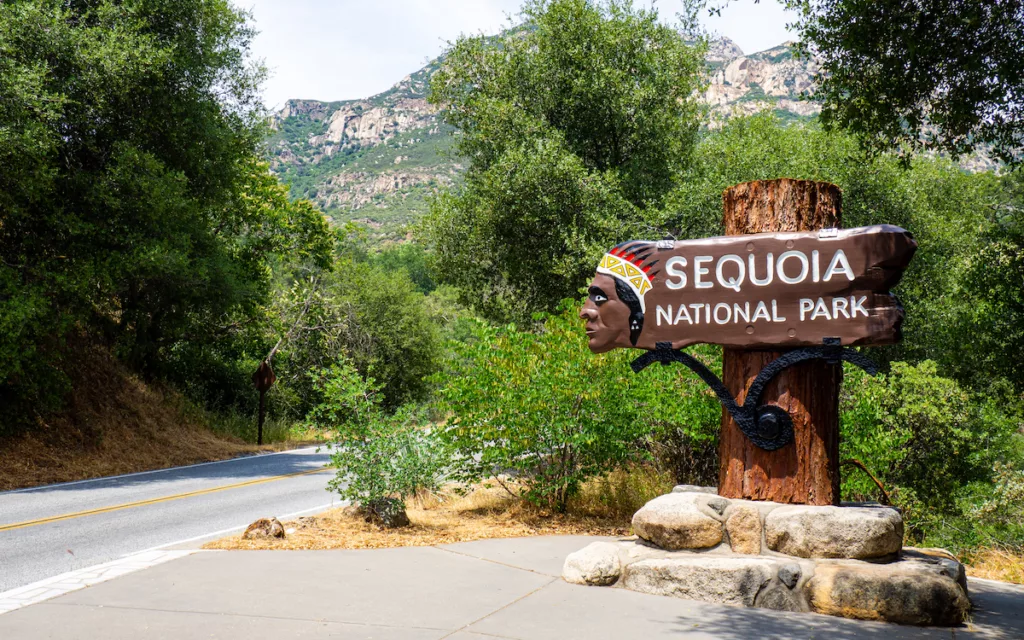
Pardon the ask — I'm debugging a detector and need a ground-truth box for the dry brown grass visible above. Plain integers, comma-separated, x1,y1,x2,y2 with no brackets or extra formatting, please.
205,466,673,551
0,342,299,492
965,548,1024,585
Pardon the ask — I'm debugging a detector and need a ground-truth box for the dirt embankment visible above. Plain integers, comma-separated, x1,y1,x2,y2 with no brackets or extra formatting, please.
0,341,282,492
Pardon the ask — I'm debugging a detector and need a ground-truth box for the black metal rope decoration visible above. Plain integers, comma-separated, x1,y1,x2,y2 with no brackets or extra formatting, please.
631,338,880,451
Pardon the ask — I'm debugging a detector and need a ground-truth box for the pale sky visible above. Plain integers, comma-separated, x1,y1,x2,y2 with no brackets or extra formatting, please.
245,0,797,110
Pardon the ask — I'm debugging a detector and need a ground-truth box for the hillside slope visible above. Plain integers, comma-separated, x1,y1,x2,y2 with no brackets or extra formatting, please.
268,38,820,242
0,340,284,491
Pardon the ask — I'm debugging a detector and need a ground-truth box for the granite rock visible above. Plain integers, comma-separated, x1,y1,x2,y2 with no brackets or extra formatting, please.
562,542,622,586
765,505,902,559
755,581,806,612
806,562,970,626
242,517,285,540
622,556,775,607
725,504,762,554
671,485,719,495
632,493,725,550
777,563,802,589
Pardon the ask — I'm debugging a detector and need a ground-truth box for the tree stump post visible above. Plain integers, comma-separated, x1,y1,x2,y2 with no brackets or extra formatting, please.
718,179,843,506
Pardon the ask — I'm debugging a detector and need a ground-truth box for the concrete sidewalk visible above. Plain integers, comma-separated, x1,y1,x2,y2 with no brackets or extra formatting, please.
0,536,1021,639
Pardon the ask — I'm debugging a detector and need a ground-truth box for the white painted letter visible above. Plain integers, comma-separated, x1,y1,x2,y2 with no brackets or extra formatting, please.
749,252,774,286
713,303,731,324
715,254,746,292
833,297,849,319
656,305,672,326
752,301,771,322
799,298,814,321
812,250,820,282
777,251,810,284
733,302,751,323
665,256,688,290
772,300,787,322
811,297,831,321
689,303,704,324
674,305,694,325
694,256,713,289
824,250,855,282
851,295,869,318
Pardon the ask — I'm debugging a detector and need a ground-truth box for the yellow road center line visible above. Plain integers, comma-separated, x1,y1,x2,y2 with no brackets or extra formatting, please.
0,467,331,533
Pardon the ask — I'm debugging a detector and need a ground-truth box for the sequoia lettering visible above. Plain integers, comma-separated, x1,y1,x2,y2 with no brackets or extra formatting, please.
664,249,855,292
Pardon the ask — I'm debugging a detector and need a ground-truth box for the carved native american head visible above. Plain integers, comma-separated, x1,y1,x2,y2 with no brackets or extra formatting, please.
579,241,661,353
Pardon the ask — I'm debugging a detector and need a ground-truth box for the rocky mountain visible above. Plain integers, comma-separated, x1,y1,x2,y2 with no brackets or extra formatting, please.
267,38,820,242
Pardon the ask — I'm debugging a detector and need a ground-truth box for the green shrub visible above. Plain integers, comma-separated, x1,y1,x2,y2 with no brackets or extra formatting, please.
308,359,442,516
433,302,720,512
840,360,1021,543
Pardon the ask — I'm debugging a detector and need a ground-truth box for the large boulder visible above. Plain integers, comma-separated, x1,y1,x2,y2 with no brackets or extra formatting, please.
765,505,902,559
622,556,775,606
806,563,970,626
631,493,725,550
562,542,622,586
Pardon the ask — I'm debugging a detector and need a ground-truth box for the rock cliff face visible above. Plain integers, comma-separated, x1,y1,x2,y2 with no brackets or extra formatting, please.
268,38,820,240
704,43,821,122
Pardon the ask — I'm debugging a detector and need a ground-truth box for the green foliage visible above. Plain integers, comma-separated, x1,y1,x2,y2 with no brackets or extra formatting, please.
841,362,1017,513
943,234,1024,392
266,245,441,416
840,360,1024,556
968,461,1024,550
783,0,1024,164
335,263,441,408
308,359,442,508
0,0,332,429
424,0,707,322
433,302,720,511
369,242,436,294
425,139,636,321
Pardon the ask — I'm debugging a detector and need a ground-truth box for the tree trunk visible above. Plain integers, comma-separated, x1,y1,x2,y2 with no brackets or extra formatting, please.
718,179,843,505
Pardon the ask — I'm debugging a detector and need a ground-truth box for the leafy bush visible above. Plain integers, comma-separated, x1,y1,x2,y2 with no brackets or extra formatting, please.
307,359,442,520
433,302,720,512
269,255,441,417
840,360,1022,542
369,242,436,294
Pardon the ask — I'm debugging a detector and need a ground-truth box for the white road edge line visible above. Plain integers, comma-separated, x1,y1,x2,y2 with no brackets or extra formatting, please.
0,446,325,495
130,500,341,554
0,501,342,616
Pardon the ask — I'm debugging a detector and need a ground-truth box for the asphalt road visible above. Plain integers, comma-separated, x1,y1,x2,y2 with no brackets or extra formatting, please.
0,447,337,592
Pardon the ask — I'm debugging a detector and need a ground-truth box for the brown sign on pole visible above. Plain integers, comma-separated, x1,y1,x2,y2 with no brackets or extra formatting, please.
252,360,276,393
581,178,917,506
251,360,276,446
581,225,916,354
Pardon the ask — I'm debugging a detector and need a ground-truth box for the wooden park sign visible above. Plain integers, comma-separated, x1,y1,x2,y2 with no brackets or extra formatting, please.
581,179,917,506
584,224,914,352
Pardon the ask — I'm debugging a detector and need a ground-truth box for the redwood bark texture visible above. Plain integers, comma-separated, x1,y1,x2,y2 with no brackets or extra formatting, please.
718,179,843,505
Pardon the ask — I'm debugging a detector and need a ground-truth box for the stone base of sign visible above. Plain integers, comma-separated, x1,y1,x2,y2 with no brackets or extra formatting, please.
563,488,969,626
634,487,904,558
